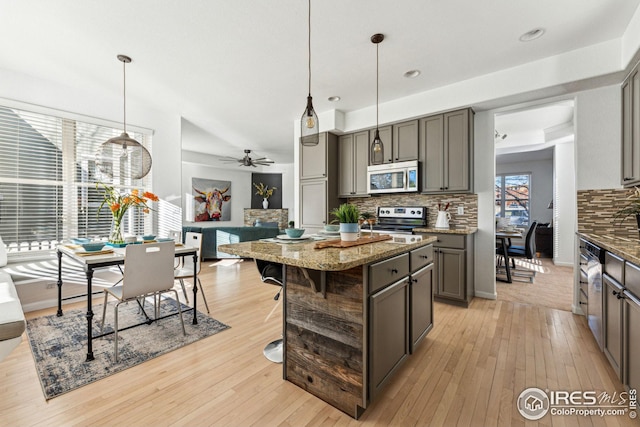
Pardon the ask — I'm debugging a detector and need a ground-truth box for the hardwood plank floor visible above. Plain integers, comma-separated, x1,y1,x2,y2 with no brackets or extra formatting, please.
0,258,636,426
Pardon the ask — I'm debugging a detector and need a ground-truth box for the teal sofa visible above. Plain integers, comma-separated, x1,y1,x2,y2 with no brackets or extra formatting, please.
182,225,280,259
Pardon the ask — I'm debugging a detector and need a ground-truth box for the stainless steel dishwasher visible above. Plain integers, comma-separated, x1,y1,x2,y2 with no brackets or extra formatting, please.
580,238,605,350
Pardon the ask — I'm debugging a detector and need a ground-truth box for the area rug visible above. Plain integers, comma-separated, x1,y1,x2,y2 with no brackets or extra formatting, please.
26,297,230,400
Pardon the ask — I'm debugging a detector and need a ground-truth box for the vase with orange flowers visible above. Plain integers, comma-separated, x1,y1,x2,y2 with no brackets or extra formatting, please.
96,182,159,244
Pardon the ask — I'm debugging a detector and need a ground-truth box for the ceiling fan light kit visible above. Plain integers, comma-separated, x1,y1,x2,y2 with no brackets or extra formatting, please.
96,54,152,180
370,33,385,165
220,149,274,167
300,0,319,147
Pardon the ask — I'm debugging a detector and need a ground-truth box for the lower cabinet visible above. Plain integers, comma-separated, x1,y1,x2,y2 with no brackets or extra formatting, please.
410,263,433,352
603,274,624,379
623,289,640,392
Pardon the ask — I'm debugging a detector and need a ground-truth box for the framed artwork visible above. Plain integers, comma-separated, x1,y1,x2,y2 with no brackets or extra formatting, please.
192,177,231,222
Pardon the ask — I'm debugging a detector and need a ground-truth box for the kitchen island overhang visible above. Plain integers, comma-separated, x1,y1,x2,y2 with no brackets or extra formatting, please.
218,236,437,419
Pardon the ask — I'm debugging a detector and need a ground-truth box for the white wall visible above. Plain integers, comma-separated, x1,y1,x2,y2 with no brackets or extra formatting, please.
181,150,294,227
496,158,554,226
554,141,576,267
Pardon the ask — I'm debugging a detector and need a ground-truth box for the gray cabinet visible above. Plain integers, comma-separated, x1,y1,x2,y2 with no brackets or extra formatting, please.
420,108,473,193
391,120,419,163
299,132,340,230
623,290,640,392
622,65,640,186
419,233,474,306
410,263,433,352
375,125,394,164
603,274,624,379
338,131,369,197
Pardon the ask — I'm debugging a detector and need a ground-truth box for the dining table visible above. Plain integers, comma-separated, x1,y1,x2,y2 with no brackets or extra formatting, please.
496,229,524,283
56,242,198,362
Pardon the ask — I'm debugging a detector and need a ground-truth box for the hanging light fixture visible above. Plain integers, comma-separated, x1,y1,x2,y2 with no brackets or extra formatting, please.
370,33,385,165
96,54,152,180
300,0,319,146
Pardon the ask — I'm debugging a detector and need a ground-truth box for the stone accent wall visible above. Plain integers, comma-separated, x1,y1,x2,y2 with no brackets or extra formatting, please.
577,188,638,238
244,208,288,229
347,193,478,229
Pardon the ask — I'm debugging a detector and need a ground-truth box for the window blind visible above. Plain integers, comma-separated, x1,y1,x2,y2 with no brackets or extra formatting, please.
0,105,152,252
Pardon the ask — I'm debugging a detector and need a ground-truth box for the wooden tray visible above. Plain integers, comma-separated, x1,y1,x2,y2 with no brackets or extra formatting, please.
314,234,392,249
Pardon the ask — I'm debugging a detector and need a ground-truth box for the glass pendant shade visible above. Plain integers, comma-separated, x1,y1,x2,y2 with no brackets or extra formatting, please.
96,54,152,180
301,95,319,146
370,128,384,165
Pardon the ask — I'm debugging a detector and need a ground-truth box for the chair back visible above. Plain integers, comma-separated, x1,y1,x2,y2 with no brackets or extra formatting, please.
168,230,182,243
183,232,203,274
122,242,175,300
524,221,538,259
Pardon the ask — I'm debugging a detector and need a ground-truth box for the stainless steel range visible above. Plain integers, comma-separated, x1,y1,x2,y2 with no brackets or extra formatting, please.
369,206,427,234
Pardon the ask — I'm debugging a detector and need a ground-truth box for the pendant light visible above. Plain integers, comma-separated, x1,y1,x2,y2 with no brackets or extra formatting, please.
96,54,152,180
370,33,384,165
300,0,319,146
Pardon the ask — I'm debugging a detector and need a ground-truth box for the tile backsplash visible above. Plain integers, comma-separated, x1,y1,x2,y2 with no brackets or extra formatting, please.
577,188,639,238
347,193,478,229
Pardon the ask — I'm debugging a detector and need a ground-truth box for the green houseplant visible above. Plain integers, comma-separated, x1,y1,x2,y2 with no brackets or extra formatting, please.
331,203,361,241
615,186,640,237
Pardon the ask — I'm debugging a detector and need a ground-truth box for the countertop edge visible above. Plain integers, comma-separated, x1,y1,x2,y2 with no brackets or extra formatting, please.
577,232,640,266
218,236,437,271
413,227,478,235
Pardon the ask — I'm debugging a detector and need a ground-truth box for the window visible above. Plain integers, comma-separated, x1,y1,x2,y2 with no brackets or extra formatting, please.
0,105,152,252
495,173,531,227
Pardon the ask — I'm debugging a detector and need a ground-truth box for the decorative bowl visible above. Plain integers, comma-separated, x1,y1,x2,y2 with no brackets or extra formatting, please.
323,224,340,233
142,235,156,241
71,238,91,244
81,242,106,252
285,228,305,238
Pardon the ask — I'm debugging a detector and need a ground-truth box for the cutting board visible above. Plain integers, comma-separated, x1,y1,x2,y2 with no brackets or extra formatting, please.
314,234,392,249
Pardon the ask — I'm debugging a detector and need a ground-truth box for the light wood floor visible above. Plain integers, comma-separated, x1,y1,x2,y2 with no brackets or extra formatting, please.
1,258,635,426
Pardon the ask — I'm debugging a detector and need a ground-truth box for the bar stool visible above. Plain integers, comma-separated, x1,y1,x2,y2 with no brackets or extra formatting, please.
255,259,283,363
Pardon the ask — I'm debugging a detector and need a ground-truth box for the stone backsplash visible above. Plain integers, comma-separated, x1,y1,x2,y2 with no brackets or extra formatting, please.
577,188,639,238
244,208,289,229
347,193,478,229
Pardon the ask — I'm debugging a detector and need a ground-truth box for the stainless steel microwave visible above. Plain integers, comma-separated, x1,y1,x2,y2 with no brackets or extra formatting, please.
367,160,419,194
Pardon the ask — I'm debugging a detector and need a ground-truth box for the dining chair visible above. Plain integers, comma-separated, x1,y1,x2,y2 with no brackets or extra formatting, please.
100,241,186,361
174,232,210,313
497,221,538,281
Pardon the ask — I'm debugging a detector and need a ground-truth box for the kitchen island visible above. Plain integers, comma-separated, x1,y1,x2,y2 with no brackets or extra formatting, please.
218,235,436,418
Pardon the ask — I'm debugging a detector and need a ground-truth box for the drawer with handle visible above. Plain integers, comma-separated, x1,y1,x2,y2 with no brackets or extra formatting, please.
410,244,433,272
369,253,410,294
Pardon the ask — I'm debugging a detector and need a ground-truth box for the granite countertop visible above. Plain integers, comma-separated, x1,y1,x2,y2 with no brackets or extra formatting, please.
218,235,437,271
413,227,478,235
577,232,640,265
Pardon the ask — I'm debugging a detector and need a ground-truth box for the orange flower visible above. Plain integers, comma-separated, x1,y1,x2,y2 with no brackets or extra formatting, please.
143,191,159,201
110,203,120,212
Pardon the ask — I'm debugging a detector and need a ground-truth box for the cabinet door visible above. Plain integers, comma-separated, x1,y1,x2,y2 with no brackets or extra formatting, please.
353,131,370,195
420,115,444,192
604,275,624,379
300,179,327,228
393,120,419,162
410,263,433,352
438,248,465,300
443,109,470,192
624,293,640,392
338,134,354,197
622,68,640,186
370,278,408,399
300,133,327,179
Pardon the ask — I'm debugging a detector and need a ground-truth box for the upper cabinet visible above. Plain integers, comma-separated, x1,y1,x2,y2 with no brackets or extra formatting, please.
338,131,369,197
379,121,418,165
420,108,474,193
300,133,330,179
622,65,640,186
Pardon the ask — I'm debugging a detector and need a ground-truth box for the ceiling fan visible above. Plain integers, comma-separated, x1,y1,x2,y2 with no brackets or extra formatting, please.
220,149,274,167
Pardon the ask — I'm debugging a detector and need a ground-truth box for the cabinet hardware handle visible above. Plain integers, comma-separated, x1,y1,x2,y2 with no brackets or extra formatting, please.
579,301,587,305
613,290,619,296
624,177,632,181
580,262,587,266
616,293,625,300
391,268,398,274
579,281,587,284
420,255,429,258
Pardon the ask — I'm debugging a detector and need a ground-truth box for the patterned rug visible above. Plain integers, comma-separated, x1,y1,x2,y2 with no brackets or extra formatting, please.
26,297,230,400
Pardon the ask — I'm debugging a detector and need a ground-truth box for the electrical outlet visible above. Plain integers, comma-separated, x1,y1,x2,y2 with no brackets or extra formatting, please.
457,206,464,215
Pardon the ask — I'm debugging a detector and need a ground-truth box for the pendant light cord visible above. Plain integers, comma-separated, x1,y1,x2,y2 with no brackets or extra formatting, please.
376,42,379,129
122,59,127,134
308,0,311,96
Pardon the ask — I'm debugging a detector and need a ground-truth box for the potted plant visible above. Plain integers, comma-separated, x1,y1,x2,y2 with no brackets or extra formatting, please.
615,186,640,237
331,203,361,241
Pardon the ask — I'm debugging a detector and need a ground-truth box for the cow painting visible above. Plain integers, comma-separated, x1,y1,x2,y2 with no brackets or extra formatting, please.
192,179,232,222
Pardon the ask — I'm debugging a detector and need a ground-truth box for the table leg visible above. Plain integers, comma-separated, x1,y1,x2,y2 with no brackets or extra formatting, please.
56,249,63,317
192,252,198,325
85,269,95,361
501,238,513,283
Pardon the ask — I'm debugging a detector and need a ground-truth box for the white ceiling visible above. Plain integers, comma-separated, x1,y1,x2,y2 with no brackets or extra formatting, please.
1,0,639,163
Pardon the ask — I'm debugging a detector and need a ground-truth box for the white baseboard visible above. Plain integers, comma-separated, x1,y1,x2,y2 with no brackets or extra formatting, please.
474,290,497,300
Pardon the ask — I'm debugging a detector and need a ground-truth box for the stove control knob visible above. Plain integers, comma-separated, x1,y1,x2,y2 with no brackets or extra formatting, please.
411,210,415,215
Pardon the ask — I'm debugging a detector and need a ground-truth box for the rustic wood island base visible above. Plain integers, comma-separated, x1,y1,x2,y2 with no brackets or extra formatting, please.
219,235,436,418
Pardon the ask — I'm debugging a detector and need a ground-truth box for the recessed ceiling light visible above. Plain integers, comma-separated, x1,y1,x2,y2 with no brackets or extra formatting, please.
404,69,421,78
328,96,341,102
519,28,545,42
